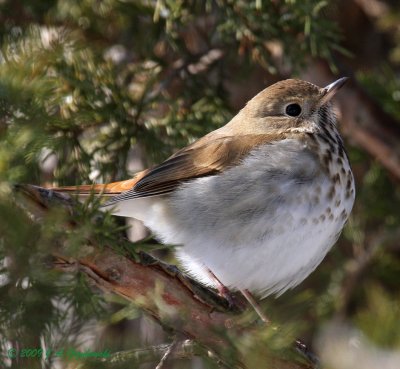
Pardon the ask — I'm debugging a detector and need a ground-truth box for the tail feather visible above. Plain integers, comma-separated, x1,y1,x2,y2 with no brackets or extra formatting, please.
50,170,149,196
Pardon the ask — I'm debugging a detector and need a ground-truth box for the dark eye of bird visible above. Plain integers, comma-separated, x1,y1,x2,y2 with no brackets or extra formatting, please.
285,103,302,117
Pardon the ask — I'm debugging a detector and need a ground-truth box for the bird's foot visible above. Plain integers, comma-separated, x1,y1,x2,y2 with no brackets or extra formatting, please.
206,268,244,310
217,284,242,310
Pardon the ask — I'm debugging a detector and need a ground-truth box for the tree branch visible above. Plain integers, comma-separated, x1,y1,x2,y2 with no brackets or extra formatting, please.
15,184,313,369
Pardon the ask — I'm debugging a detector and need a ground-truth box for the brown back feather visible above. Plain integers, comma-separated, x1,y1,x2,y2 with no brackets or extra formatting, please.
104,132,285,203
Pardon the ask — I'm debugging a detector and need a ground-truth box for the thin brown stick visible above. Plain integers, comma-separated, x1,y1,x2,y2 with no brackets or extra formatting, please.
155,338,179,369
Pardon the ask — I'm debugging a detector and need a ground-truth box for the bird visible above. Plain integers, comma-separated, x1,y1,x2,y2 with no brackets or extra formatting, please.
52,78,355,318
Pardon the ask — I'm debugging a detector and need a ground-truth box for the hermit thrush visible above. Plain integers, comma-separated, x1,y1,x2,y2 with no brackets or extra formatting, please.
54,78,355,307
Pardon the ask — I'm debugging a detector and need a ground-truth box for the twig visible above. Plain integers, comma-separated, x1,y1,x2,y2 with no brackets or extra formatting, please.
155,337,179,369
108,340,196,366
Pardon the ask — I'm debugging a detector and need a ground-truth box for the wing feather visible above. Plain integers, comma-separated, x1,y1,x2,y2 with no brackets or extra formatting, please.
104,132,283,205
52,132,285,206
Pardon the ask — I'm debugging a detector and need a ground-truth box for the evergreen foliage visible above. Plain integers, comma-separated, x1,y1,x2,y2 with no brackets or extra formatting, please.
0,1,399,368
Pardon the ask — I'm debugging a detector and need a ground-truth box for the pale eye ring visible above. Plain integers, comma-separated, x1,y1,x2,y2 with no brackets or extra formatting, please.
285,103,302,117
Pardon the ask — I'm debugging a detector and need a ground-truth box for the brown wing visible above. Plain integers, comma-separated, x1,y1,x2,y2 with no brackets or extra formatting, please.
104,132,282,205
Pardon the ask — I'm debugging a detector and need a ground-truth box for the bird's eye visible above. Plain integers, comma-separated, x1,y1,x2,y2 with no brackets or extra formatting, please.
285,103,302,117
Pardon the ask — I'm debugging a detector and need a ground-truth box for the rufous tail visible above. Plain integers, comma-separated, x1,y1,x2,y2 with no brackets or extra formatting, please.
50,170,149,196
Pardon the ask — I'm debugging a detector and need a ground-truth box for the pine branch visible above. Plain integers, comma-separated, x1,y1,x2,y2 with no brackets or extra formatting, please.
15,184,314,369
98,340,198,367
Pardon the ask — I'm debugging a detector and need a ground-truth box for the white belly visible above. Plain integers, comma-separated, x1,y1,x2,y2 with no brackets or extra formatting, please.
111,143,355,297
169,179,351,297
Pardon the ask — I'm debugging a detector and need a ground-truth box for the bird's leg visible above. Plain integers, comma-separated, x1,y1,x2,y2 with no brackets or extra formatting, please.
239,289,271,325
206,269,269,319
206,268,240,309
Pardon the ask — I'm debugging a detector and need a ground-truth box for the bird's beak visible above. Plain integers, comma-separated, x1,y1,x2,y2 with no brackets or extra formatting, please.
320,77,348,105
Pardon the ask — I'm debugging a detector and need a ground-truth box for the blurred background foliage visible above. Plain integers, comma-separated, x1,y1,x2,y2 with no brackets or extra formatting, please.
0,0,400,368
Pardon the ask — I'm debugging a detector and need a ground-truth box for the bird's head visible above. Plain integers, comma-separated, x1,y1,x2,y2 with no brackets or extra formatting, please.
229,78,348,135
